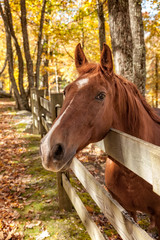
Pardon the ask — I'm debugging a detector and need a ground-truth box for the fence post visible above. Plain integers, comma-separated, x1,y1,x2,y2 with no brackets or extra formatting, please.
50,92,63,120
57,171,72,211
36,89,45,137
50,93,72,211
31,88,45,135
31,88,39,134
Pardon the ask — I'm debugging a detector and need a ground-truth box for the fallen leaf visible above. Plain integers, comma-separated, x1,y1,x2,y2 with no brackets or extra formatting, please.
26,221,41,229
36,230,50,240
85,205,94,213
45,199,52,203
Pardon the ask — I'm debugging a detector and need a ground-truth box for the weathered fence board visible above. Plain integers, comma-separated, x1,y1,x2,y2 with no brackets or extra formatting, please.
62,173,107,240
31,89,160,240
41,116,52,132
57,172,72,211
70,157,153,240
33,106,38,116
96,128,160,195
50,93,63,120
40,97,50,112
31,88,44,134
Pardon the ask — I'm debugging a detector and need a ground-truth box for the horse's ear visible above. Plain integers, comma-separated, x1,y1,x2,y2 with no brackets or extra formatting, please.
75,43,88,70
100,44,113,75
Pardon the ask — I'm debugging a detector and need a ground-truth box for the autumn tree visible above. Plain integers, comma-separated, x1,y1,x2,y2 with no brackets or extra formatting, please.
0,1,28,110
20,0,34,92
96,0,106,52
144,1,160,107
0,0,47,110
108,0,146,95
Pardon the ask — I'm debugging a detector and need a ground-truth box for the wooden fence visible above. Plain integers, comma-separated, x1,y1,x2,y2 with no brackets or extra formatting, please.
31,88,160,240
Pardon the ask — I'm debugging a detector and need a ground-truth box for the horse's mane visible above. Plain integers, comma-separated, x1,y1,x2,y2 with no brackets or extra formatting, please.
114,74,160,127
78,62,160,130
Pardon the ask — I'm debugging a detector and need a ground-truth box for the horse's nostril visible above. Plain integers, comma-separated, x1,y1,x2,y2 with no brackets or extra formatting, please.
53,144,64,161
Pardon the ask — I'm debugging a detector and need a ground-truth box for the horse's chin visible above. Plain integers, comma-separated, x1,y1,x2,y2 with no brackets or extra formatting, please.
58,158,73,172
42,154,75,172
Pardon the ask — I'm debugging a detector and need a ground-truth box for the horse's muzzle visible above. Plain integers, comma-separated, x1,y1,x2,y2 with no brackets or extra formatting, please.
40,141,76,172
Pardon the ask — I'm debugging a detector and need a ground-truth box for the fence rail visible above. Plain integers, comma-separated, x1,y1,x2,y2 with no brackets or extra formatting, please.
96,129,160,195
31,88,160,240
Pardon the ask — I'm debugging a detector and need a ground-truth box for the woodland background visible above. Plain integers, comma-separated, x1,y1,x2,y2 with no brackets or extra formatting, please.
0,1,160,239
0,0,159,109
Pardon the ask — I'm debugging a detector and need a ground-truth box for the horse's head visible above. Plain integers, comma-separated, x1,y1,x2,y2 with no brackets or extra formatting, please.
40,43,115,172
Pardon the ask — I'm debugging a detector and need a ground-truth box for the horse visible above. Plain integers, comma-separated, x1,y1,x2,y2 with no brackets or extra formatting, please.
40,43,160,239
155,108,160,116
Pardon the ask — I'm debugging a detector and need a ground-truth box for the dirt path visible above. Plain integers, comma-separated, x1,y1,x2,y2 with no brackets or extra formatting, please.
0,99,92,240
0,99,121,240
0,99,28,239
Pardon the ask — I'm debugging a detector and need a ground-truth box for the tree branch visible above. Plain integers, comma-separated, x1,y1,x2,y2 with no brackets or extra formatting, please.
0,52,7,75
62,44,74,60
20,0,34,91
35,0,47,88
3,0,29,109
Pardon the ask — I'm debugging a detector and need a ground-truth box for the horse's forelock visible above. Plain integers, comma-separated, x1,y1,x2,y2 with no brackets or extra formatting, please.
77,63,114,84
77,62,98,76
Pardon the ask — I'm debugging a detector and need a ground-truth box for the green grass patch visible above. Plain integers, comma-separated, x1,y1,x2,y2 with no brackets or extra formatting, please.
13,122,91,239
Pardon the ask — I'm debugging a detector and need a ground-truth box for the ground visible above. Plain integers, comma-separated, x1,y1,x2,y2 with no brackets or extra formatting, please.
0,99,157,240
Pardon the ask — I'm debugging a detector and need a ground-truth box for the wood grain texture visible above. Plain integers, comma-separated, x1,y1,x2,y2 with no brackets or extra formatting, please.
70,157,153,240
96,128,160,195
62,173,107,240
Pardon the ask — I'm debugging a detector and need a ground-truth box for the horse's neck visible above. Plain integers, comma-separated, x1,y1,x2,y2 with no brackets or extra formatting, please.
112,106,160,146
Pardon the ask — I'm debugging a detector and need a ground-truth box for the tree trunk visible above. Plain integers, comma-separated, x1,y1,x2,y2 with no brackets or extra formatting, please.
35,0,47,88
128,0,146,95
108,0,146,95
155,53,159,108
97,0,106,52
4,0,29,109
0,50,7,76
108,0,133,82
55,60,59,92
0,3,27,110
42,36,49,97
20,0,34,92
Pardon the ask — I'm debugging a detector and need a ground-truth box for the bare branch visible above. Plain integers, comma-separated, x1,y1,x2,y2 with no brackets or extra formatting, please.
35,0,47,88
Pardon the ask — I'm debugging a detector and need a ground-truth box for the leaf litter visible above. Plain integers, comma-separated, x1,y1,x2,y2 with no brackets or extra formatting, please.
0,99,154,240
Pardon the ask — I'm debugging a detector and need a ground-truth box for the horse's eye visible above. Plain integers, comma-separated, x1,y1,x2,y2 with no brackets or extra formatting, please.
95,92,106,101
63,89,66,96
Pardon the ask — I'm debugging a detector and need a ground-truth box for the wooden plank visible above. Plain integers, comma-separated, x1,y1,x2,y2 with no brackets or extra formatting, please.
33,106,38,116
96,128,160,195
33,119,38,129
40,97,50,112
31,89,39,134
45,115,52,124
57,172,72,211
50,93,63,120
32,93,38,101
70,158,153,240
31,88,44,135
41,117,52,132
151,150,160,195
62,174,107,240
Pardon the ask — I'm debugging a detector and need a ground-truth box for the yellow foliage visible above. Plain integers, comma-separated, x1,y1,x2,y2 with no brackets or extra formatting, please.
0,0,159,103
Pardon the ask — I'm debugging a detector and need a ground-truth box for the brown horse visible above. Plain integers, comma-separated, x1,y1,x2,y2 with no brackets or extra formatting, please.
40,43,160,239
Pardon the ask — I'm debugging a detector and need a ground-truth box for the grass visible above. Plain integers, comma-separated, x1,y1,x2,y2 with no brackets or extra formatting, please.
1,101,119,240
13,117,92,240
3,99,158,240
